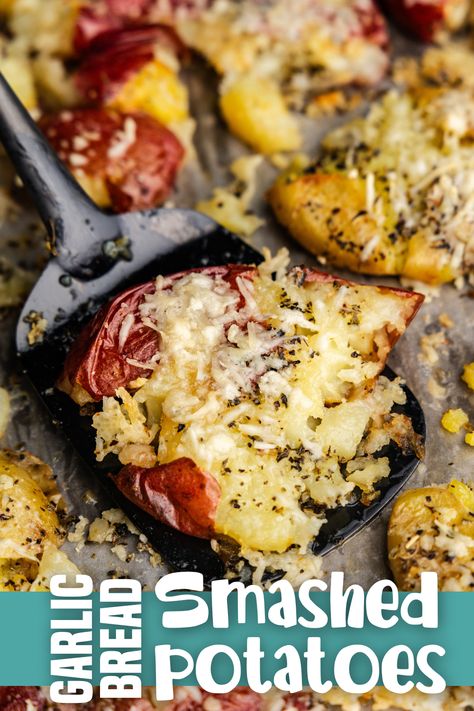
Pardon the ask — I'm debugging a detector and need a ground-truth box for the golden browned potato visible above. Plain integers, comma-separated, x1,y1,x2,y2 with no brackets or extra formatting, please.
388,480,474,591
220,76,301,155
176,0,388,154
268,82,474,284
0,449,77,591
0,40,38,110
269,171,407,277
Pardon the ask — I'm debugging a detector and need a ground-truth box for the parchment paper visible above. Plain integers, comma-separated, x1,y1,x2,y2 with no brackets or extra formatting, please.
0,54,473,589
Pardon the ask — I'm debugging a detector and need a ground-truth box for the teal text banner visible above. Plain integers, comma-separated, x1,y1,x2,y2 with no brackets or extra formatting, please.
0,592,473,686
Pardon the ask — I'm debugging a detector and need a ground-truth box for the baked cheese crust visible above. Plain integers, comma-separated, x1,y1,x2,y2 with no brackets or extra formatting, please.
269,73,474,284
388,480,474,592
87,251,423,555
174,0,388,153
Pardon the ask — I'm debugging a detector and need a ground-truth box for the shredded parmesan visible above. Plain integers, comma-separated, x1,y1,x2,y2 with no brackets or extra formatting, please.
92,251,419,561
107,117,137,160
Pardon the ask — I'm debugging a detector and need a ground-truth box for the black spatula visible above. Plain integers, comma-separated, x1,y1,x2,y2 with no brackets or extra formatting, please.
0,75,425,584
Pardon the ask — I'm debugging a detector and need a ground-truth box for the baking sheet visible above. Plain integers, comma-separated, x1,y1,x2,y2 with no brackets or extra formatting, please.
0,53,473,589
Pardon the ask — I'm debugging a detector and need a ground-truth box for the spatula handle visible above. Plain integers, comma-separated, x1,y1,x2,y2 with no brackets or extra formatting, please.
0,74,116,278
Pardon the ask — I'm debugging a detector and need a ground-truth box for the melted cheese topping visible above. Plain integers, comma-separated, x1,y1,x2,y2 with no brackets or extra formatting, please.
0,450,79,591
176,0,387,103
389,481,474,592
317,84,474,276
93,251,415,554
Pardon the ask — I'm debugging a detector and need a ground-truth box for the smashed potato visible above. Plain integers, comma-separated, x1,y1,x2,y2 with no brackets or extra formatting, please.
269,80,474,283
388,480,474,591
60,250,423,556
176,0,388,153
0,449,78,590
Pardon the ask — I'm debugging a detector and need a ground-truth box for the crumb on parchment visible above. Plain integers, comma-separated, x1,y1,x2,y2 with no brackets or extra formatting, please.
87,508,162,568
441,408,469,434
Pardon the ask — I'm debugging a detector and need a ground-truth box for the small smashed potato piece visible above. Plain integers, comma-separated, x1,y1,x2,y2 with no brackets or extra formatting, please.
40,108,184,213
0,449,76,591
462,362,474,390
197,155,264,237
388,480,474,591
269,82,474,284
441,408,469,433
220,76,301,155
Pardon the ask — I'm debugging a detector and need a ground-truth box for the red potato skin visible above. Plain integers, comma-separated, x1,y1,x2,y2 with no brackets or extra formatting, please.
58,280,158,403
60,264,423,540
74,0,209,52
349,1,389,47
379,0,470,42
0,688,46,711
74,0,156,52
39,108,184,213
75,26,188,104
115,457,221,538
58,265,255,402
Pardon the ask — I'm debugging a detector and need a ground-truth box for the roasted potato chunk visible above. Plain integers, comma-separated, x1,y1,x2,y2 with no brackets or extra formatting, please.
220,76,301,155
0,449,79,591
269,84,474,284
40,108,184,212
74,26,190,128
388,480,474,591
